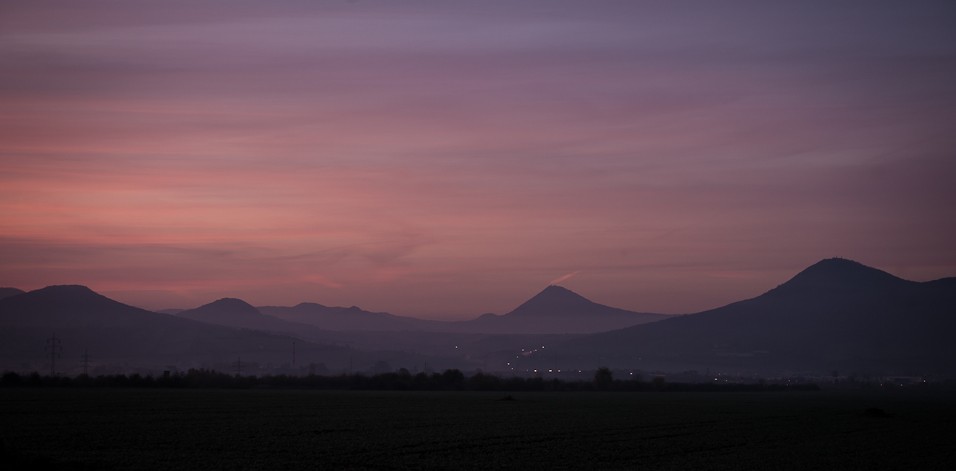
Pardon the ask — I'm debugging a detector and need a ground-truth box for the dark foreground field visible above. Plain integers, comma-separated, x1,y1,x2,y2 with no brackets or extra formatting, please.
2,388,954,470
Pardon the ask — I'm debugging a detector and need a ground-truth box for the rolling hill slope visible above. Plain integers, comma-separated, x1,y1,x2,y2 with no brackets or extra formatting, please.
541,259,956,375
0,286,347,372
262,285,667,334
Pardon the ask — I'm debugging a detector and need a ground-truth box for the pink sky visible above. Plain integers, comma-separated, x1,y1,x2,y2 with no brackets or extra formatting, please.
2,1,955,319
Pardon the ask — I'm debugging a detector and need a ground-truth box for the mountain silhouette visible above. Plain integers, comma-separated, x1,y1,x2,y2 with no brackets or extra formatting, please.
463,285,667,334
509,285,609,317
544,258,956,375
0,285,145,327
259,303,443,332
179,298,272,327
768,258,912,296
175,297,348,343
167,297,471,371
0,287,24,300
0,285,347,372
261,286,666,334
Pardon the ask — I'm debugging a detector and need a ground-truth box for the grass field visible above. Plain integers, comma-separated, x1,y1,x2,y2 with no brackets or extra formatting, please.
1,388,954,470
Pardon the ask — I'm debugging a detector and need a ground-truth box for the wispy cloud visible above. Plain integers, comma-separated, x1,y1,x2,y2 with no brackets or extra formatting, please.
1,1,955,316
549,271,580,286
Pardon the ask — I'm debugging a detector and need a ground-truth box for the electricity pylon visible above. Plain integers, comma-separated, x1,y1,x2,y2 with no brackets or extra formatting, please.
45,334,62,376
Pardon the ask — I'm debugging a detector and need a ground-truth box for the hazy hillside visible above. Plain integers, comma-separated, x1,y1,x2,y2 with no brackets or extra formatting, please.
0,286,350,373
537,259,956,376
177,298,336,341
262,285,667,335
6,258,951,377
459,285,668,334
0,287,25,300
260,303,447,332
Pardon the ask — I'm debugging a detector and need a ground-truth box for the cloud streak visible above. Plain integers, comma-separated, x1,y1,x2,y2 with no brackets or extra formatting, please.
1,1,955,316
549,271,581,286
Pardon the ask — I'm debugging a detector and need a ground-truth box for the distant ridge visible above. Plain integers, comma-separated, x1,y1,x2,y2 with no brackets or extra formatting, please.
3,258,953,376
260,286,667,334
507,285,608,317
0,285,348,370
258,302,442,332
178,298,266,324
462,285,668,334
543,259,956,375
176,297,337,341
0,287,24,300
0,285,135,324
767,257,910,295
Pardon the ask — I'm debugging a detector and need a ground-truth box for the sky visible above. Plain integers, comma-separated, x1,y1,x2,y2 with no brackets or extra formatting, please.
1,0,955,319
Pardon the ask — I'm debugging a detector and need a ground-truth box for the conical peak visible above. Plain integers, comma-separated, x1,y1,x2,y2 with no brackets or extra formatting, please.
539,284,580,297
775,258,906,294
806,257,868,272
34,285,98,296
24,285,112,305
798,258,897,280
507,285,597,317
525,285,592,304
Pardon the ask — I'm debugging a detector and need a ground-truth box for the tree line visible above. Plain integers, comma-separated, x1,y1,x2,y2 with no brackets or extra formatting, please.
0,369,819,392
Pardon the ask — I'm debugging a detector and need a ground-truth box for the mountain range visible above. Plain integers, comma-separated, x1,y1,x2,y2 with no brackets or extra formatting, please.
458,285,667,334
171,286,666,368
536,258,956,376
0,286,434,374
1,258,953,376
257,302,444,332
177,297,335,341
258,285,667,334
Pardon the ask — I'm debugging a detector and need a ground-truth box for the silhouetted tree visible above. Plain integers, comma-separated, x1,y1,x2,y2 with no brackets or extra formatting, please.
0,369,823,392
1,372,21,386
594,367,613,390
440,369,465,389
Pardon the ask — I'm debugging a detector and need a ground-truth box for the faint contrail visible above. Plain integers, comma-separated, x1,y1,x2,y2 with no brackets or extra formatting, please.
549,271,580,285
